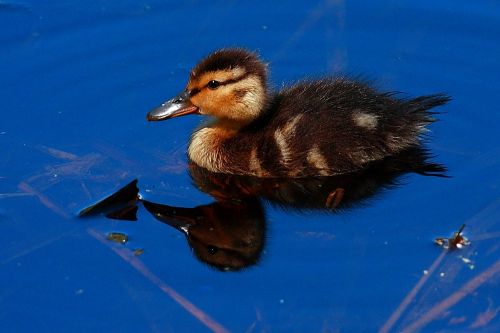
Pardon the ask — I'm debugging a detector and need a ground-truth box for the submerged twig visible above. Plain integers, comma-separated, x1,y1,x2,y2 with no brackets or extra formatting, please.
0,192,34,198
18,181,69,219
1,230,75,264
378,251,447,333
382,199,500,332
37,145,78,161
87,229,230,333
401,259,500,332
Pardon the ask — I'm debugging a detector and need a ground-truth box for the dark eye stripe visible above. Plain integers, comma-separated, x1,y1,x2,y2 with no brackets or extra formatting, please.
213,72,251,87
189,72,252,97
189,88,201,97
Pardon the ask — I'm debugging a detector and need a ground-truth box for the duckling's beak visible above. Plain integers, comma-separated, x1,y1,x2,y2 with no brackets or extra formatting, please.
147,91,199,121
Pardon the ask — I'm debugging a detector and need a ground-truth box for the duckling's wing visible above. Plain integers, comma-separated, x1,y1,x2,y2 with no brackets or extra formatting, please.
265,78,449,176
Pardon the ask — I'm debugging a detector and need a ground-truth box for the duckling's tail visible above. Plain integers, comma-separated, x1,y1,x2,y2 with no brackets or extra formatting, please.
406,94,451,123
386,93,450,154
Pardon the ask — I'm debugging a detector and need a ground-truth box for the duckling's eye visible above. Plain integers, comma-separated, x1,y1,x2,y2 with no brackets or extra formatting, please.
207,245,219,255
207,80,221,90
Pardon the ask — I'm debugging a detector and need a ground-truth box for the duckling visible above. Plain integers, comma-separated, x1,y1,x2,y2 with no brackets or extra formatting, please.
147,48,450,178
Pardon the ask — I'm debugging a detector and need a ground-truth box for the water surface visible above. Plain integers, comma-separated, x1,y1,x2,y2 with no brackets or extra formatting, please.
1,1,499,332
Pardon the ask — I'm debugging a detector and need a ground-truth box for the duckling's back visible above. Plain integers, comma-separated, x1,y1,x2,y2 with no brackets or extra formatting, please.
238,78,450,177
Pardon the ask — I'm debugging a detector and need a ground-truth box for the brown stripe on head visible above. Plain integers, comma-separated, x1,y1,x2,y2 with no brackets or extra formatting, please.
190,48,267,85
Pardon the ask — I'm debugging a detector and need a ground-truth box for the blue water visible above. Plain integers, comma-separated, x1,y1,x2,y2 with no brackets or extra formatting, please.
1,1,499,332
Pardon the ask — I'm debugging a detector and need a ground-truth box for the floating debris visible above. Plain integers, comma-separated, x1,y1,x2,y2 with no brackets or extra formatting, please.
133,248,144,256
461,256,472,264
78,179,139,220
459,255,476,270
106,232,128,244
435,224,470,250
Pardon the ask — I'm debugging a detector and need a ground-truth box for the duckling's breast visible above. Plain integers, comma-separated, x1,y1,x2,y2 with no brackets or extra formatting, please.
188,126,261,175
189,125,283,177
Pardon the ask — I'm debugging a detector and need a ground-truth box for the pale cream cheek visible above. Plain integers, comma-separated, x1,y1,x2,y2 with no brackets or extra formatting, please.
229,76,266,121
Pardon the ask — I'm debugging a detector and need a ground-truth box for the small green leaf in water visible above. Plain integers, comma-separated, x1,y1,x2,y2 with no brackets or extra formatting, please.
106,232,128,244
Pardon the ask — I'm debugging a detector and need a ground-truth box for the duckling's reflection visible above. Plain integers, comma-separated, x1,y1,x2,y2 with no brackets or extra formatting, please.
142,198,265,272
142,146,446,271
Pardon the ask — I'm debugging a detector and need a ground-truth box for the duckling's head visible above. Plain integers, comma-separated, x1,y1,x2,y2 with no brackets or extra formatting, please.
148,48,268,126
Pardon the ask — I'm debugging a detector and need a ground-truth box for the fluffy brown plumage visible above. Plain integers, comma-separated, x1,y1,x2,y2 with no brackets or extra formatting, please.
147,48,450,178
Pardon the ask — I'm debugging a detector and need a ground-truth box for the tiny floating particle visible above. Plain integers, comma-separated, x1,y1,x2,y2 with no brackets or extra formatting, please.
435,224,470,250
106,232,128,244
459,255,476,270
460,257,472,264
133,248,144,256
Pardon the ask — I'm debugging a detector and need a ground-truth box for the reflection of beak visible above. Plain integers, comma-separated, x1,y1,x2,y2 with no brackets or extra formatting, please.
142,200,198,232
147,91,199,121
